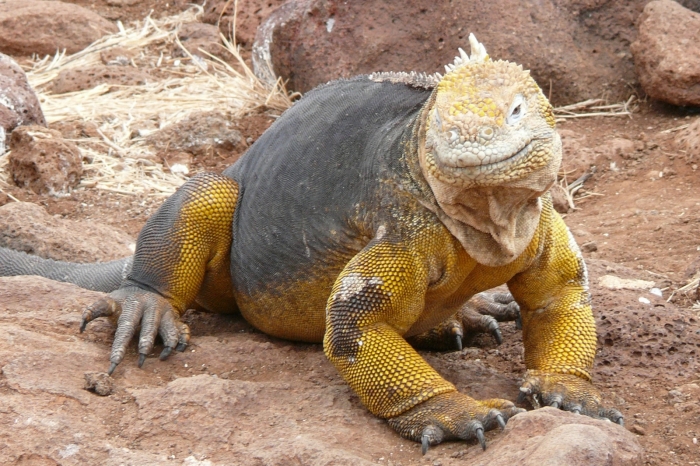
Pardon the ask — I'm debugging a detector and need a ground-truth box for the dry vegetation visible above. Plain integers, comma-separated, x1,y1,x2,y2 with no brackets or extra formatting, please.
0,7,293,197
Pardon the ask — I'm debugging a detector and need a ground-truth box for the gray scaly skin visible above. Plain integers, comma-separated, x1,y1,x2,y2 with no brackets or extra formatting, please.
0,248,131,292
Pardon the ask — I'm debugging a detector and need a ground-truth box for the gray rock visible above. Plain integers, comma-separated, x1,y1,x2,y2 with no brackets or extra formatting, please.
202,0,287,47
144,110,243,158
50,65,150,94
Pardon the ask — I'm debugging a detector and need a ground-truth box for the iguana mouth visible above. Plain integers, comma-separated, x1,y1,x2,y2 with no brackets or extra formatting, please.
438,140,533,171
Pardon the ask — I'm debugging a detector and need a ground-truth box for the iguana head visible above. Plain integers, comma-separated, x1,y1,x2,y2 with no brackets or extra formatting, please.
424,33,559,188
419,34,562,266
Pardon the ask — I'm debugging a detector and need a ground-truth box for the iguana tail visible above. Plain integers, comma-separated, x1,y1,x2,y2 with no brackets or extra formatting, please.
0,247,132,292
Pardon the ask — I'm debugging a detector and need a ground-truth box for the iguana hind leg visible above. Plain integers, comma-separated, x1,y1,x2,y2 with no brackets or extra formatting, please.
408,291,521,351
80,172,239,374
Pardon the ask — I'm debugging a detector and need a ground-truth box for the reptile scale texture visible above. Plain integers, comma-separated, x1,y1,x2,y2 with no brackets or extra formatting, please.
0,34,623,453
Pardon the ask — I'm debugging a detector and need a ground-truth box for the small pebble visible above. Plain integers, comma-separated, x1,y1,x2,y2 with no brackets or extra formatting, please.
581,241,598,252
84,371,115,396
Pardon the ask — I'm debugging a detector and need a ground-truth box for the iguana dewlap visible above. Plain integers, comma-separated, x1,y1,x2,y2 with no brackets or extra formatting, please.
0,34,622,452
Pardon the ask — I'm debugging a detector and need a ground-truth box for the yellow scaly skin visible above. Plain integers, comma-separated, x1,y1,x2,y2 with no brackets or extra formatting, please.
78,35,622,454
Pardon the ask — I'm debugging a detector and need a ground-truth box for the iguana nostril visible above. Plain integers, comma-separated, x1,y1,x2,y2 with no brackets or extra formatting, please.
449,128,460,142
480,127,495,140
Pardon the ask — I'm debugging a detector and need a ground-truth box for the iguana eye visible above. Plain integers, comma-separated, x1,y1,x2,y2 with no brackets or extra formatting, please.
506,94,526,125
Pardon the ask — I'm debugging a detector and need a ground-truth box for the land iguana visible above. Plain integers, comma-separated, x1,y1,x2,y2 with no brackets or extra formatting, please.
0,35,622,453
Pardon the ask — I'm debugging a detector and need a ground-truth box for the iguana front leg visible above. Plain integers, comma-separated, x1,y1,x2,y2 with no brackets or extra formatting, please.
508,203,623,424
323,232,521,453
80,173,239,374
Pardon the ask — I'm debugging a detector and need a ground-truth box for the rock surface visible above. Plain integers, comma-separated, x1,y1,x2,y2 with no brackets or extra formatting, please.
631,0,700,106
460,408,643,465
0,53,46,154
145,110,243,158
8,125,83,196
50,65,150,94
0,272,655,465
202,0,288,47
254,0,659,105
0,0,117,57
0,201,134,262
174,22,223,60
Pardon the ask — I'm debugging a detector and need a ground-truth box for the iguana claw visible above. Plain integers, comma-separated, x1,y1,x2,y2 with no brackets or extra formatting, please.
601,408,624,426
458,292,520,346
548,394,563,409
491,326,503,345
80,296,120,333
407,291,519,351
496,413,506,430
476,426,486,450
159,346,174,360
454,333,463,351
388,393,520,454
421,434,430,455
420,425,444,455
81,286,190,371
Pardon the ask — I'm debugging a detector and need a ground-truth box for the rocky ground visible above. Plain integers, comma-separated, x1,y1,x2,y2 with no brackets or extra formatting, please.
0,1,699,465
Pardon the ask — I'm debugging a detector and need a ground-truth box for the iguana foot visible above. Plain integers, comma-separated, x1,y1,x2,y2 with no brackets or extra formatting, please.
408,316,464,351
408,292,520,351
462,292,521,340
457,291,521,345
519,370,623,425
387,392,524,454
81,286,190,374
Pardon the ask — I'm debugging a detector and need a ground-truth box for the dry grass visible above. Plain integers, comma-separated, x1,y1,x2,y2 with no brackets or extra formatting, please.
0,6,293,197
666,271,700,305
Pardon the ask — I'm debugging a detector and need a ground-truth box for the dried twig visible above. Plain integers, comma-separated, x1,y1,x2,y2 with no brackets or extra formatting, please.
659,123,690,134
554,95,637,122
